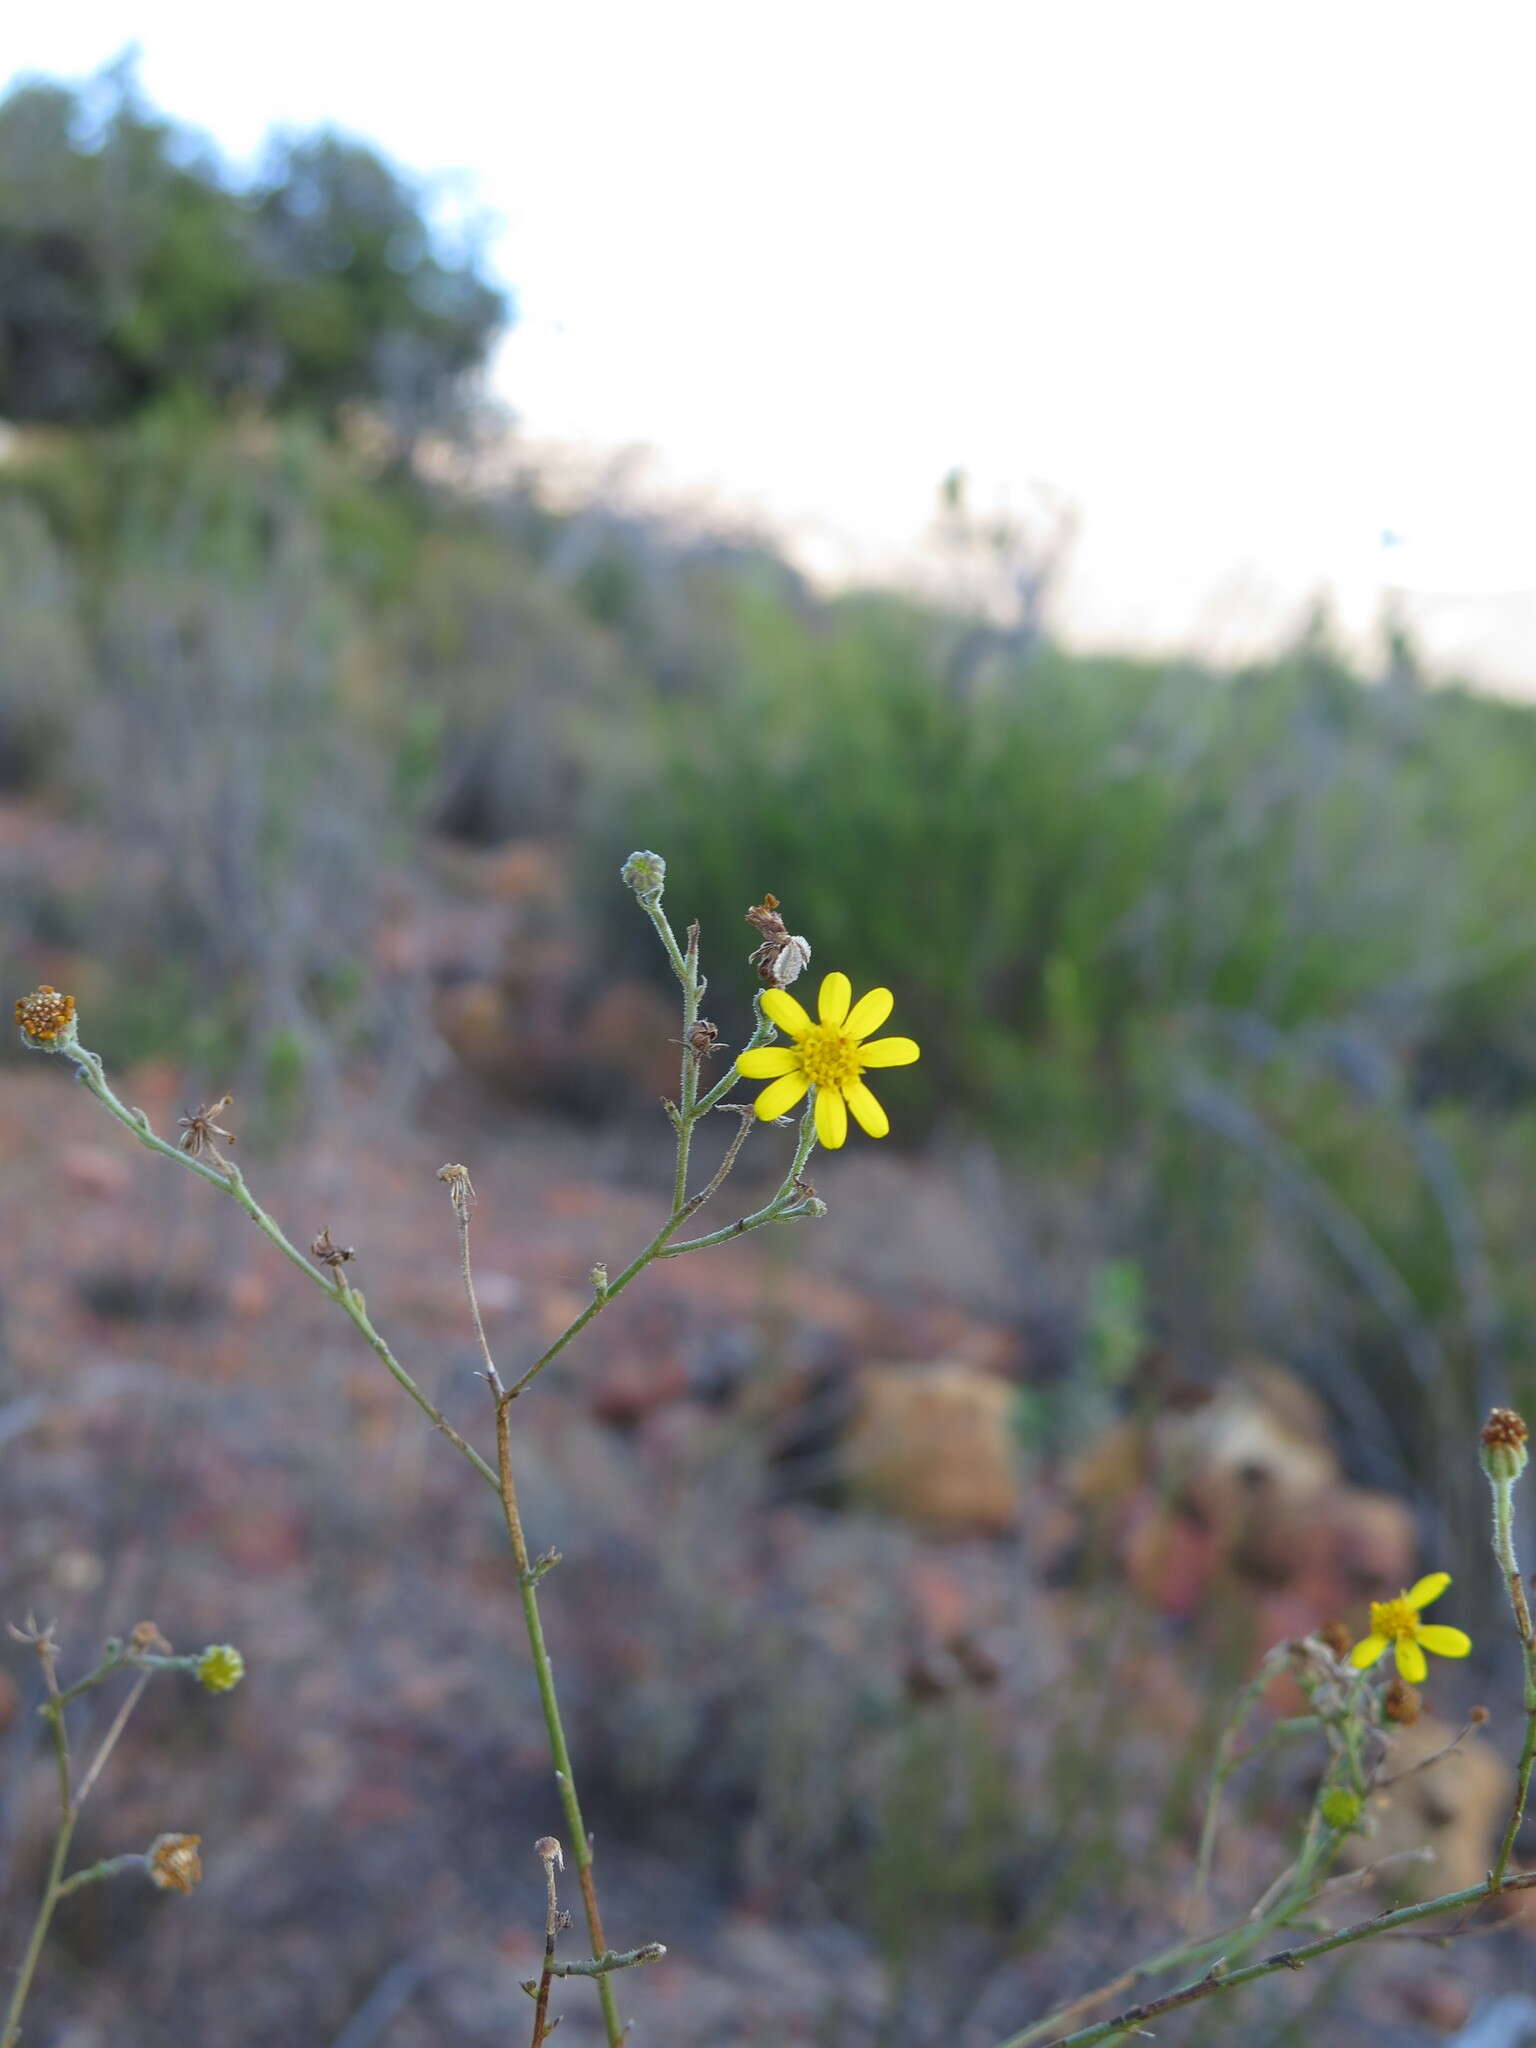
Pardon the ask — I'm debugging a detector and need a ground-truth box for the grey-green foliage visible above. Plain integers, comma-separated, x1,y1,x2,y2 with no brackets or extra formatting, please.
73,430,391,1084
0,496,90,788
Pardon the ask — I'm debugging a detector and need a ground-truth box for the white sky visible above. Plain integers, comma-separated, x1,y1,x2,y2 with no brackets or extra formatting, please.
6,1,1536,682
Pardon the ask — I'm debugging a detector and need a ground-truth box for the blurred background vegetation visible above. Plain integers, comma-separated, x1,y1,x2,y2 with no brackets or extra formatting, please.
5,58,1536,2045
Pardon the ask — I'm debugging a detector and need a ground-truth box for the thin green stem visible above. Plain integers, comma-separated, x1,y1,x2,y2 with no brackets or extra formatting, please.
541,1944,667,1980
2,1695,74,2048
54,1854,146,1899
494,1399,623,2047
69,1041,500,1491
1000,1871,1536,2048
1188,1645,1291,1928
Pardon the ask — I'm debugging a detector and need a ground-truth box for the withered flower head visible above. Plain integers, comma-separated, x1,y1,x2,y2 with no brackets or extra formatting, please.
1481,1408,1530,1485
436,1163,476,1221
535,1835,564,1870
15,985,77,1048
1383,1676,1422,1725
147,1833,202,1893
130,1620,172,1655
1317,1619,1354,1663
684,1018,722,1060
745,895,812,989
178,1094,236,1162
310,1227,355,1272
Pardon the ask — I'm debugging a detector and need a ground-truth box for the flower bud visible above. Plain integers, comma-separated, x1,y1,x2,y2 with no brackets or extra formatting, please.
620,850,667,903
1317,1620,1353,1662
1382,1676,1422,1725
147,1833,202,1893
1318,1787,1362,1831
1481,1408,1530,1485
196,1644,245,1694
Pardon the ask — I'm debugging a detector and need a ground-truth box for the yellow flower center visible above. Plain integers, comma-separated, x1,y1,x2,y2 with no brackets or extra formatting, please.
1368,1596,1419,1643
798,1024,862,1091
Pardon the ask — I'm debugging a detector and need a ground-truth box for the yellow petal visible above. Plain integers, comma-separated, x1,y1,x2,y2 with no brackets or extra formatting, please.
1394,1637,1428,1684
737,1047,800,1079
844,1077,889,1138
814,1084,848,1149
818,972,851,1026
754,1072,809,1121
844,986,894,1042
760,988,812,1039
1406,1572,1450,1610
857,1035,921,1068
1349,1635,1387,1669
1415,1624,1472,1659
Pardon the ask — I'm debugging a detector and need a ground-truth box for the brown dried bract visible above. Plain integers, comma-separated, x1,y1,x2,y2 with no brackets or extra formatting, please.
15,985,76,1044
310,1227,355,1273
675,1018,723,1062
178,1094,236,1162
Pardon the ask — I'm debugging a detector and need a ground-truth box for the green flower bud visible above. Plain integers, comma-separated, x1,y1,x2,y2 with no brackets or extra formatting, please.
196,1644,245,1694
1319,1787,1362,1831
620,850,667,903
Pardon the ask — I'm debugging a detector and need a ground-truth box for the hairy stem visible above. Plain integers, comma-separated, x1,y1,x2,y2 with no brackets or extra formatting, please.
1490,1473,1536,1887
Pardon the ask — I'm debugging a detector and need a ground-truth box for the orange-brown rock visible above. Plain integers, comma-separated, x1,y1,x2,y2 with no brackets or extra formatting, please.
844,1363,1021,1536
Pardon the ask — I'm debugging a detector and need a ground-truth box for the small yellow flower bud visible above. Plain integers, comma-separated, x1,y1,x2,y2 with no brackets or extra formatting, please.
1319,1787,1362,1831
146,1834,202,1893
1481,1408,1530,1485
195,1644,245,1693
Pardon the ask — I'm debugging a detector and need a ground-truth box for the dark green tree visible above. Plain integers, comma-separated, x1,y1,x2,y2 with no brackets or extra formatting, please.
0,59,507,431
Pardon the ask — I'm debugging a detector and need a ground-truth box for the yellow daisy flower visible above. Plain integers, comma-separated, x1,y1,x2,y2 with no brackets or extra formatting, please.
736,972,920,1149
1349,1573,1471,1684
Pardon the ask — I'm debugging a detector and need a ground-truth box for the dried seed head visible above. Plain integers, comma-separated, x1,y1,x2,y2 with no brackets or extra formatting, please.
130,1621,172,1655
147,1834,202,1893
1316,1619,1354,1663
535,1836,564,1871
15,985,77,1049
195,1644,245,1694
1383,1676,1422,1725
1481,1408,1530,1484
686,1018,721,1058
436,1163,476,1222
1470,1704,1491,1725
746,896,812,987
